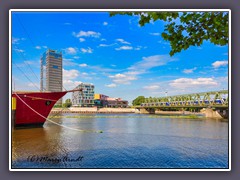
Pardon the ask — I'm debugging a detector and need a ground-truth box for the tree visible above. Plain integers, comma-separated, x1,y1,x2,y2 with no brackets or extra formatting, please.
132,96,145,106
110,12,228,56
63,98,72,108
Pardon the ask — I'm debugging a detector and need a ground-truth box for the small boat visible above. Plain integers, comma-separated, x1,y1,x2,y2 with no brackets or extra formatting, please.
12,89,81,128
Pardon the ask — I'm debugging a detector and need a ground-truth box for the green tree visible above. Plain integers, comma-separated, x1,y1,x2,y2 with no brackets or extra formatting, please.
110,12,228,56
63,98,72,108
132,96,145,106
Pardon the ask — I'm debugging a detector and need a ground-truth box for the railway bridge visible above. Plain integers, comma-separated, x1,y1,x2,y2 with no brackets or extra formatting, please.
135,90,229,118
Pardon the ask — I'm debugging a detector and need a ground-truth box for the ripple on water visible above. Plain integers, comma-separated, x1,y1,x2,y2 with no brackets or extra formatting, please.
12,114,229,169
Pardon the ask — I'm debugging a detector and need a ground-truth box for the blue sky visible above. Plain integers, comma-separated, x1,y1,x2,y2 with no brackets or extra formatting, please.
11,11,229,103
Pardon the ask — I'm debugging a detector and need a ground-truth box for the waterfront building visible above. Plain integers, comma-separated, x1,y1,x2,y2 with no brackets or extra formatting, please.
94,94,109,107
72,83,95,107
40,49,63,105
105,97,128,108
94,94,109,100
94,94,128,108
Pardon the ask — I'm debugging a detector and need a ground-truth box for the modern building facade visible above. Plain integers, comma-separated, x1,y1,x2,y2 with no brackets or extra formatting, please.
94,94,128,108
105,97,128,108
94,94,109,107
40,49,63,104
72,83,95,107
94,94,109,100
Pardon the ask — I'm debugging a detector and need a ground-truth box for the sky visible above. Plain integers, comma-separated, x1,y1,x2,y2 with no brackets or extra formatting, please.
11,11,229,103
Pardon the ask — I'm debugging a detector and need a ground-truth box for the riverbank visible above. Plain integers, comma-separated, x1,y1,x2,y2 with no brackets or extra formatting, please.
51,107,136,114
50,107,203,115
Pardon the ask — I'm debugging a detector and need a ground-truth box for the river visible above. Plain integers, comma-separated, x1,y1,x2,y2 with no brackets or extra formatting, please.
11,113,229,169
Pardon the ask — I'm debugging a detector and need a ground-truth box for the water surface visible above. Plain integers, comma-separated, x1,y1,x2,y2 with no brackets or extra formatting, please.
12,113,229,169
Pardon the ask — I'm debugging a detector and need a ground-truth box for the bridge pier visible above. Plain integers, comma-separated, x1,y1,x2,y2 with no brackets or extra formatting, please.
202,108,227,118
139,108,155,114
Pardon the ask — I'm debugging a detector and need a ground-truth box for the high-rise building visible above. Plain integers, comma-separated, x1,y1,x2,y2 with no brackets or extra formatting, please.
40,49,63,104
72,83,95,107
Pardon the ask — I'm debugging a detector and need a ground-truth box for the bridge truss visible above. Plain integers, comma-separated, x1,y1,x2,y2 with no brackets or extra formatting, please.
140,90,228,108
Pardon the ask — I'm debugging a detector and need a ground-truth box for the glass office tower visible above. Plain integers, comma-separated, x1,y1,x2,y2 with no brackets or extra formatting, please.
40,49,63,104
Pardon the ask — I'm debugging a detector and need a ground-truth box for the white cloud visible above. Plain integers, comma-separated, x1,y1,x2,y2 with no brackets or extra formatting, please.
64,23,72,25
78,64,118,74
109,73,125,78
169,78,218,89
73,56,80,59
12,37,25,44
87,65,118,73
82,72,88,76
109,73,137,84
150,33,161,36
99,43,116,47
143,85,160,90
101,38,106,41
65,47,77,54
183,67,197,74
81,47,93,53
14,48,24,53
218,76,228,82
63,58,77,66
134,46,145,50
73,31,101,38
12,37,20,44
63,69,80,80
115,46,133,51
35,45,47,50
128,55,176,71
99,44,109,47
15,60,40,68
24,60,35,65
79,38,85,42
103,22,108,26
63,69,92,82
105,83,117,88
125,71,144,75
63,80,82,90
79,63,88,67
116,38,130,44
79,72,92,80
212,60,228,68
107,55,176,85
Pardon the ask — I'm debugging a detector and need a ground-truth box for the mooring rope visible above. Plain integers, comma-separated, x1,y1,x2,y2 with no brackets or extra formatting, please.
13,93,102,133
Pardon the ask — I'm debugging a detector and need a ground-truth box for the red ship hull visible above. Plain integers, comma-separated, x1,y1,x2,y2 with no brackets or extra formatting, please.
12,91,67,127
